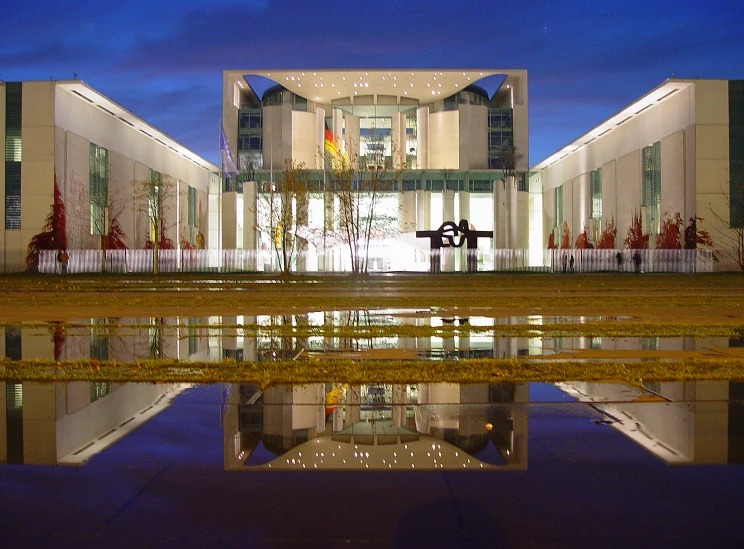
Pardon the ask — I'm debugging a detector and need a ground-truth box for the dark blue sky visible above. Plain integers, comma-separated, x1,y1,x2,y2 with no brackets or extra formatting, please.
2,0,742,167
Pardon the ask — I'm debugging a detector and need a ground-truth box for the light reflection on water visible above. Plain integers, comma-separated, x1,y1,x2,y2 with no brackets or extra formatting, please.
2,380,742,471
2,312,740,363
1,380,742,548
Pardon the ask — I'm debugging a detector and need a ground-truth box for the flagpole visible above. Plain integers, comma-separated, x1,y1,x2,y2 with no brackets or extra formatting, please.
219,119,224,267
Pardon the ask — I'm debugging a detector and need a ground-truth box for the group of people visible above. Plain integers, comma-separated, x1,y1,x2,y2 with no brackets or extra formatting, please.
562,251,643,274
561,254,575,273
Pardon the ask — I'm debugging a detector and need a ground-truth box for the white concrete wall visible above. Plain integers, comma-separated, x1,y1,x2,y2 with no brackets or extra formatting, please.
291,110,317,167
538,81,736,267
458,103,488,170
429,110,459,169
47,86,214,256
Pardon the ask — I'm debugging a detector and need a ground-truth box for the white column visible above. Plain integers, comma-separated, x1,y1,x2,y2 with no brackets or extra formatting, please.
221,191,238,249
506,175,518,249
398,191,416,233
442,189,456,271
322,192,334,271
459,189,471,271
296,193,308,272
417,189,430,231
315,107,325,169
493,179,508,251
243,315,257,361
416,106,429,169
242,181,257,270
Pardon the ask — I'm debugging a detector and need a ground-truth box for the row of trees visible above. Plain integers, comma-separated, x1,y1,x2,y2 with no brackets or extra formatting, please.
548,212,715,252
257,133,405,276
27,172,206,273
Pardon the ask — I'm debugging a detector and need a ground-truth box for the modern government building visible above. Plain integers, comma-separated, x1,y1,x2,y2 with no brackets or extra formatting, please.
1,71,742,272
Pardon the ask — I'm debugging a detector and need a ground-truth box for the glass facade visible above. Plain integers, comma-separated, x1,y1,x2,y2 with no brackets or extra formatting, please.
642,141,661,234
4,82,22,230
488,108,514,170
554,186,564,229
238,107,262,170
590,168,602,219
89,143,109,235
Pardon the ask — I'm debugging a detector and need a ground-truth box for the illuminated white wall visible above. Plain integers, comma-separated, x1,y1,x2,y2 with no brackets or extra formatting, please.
429,111,459,169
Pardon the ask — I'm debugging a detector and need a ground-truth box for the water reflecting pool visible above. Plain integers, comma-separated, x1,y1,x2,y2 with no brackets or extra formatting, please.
4,313,743,364
1,380,742,547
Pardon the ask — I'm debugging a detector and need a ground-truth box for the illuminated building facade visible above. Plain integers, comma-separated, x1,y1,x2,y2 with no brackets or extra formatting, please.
1,80,218,273
221,69,534,271
533,79,744,271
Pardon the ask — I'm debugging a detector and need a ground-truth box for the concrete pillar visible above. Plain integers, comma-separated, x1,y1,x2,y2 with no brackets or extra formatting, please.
221,191,238,249
416,189,430,231
416,106,429,169
391,112,406,169
459,190,471,271
296,193,308,272
322,192,334,272
442,190,456,272
222,315,238,357
505,175,518,249
315,108,325,169
346,385,361,427
243,315,257,361
243,181,257,270
398,191,416,233
392,384,406,428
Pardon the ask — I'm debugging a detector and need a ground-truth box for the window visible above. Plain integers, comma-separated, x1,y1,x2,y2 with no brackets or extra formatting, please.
90,383,110,402
488,108,514,170
187,186,197,245
5,327,22,360
89,143,109,235
642,141,661,234
5,82,22,230
554,186,564,228
590,168,602,219
188,318,199,356
90,318,108,360
148,169,162,241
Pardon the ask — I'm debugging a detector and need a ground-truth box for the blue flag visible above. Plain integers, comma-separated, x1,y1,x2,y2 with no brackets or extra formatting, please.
219,123,239,177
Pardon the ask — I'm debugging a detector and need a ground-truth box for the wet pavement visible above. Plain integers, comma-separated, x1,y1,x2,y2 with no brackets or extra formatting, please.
1,381,743,548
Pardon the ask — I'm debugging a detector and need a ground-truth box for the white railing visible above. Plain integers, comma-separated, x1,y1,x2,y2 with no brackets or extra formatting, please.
37,248,713,274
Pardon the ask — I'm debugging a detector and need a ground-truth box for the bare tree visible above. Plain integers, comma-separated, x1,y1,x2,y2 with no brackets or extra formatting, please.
709,173,744,271
89,181,130,272
325,131,403,275
498,144,524,187
257,159,310,275
132,171,176,274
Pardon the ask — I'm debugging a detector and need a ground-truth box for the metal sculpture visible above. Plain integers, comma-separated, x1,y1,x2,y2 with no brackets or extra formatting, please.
416,219,493,273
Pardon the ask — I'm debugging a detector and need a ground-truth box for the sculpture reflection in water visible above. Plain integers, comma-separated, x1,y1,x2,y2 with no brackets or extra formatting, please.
222,382,529,471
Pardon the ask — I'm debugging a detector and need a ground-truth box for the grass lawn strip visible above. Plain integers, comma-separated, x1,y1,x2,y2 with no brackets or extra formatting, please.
2,357,744,387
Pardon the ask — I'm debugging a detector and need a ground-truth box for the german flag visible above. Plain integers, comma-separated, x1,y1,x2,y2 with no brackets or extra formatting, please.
324,121,340,157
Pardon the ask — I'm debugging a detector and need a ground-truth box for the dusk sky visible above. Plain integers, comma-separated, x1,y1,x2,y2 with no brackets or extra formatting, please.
2,0,742,168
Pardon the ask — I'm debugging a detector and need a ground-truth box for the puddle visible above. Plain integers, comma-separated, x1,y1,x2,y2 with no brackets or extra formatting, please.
1,380,742,547
2,314,739,363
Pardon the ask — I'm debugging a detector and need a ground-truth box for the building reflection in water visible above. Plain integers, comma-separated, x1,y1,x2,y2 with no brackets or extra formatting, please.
2,318,743,469
221,382,529,471
556,380,744,465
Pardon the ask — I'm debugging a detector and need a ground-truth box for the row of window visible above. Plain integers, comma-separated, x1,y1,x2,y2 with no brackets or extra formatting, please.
4,82,22,229
554,141,661,235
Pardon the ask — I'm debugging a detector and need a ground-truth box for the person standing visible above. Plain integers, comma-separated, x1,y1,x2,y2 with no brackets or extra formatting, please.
616,252,623,271
633,250,641,274
569,254,575,273
59,249,69,274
